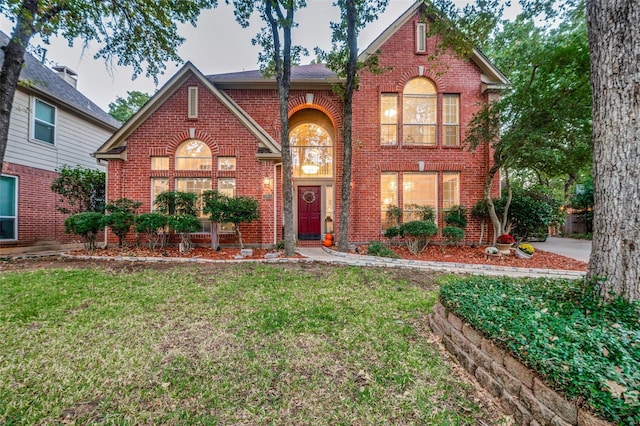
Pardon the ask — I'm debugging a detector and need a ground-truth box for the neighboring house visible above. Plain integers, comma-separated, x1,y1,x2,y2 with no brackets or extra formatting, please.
0,31,120,252
95,0,508,248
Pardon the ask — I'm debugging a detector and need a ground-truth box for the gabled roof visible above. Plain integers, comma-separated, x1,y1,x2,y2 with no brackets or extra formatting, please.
359,0,509,90
94,62,281,160
0,31,120,130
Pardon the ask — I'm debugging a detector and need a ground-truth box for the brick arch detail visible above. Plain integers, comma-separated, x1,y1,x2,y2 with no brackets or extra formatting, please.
288,95,343,132
396,72,447,93
166,129,220,155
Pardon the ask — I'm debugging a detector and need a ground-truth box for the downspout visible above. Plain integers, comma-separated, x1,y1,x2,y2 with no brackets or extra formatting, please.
273,162,282,245
96,158,109,248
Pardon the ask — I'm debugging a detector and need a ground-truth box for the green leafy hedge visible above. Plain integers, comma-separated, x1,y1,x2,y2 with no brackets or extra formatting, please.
439,276,640,425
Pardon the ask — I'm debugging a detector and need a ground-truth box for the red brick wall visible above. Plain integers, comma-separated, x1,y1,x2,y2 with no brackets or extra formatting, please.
106,8,501,247
0,162,78,248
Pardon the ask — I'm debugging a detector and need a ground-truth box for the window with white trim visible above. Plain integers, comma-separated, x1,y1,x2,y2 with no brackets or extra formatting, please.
175,139,212,170
380,94,398,145
176,177,212,232
218,178,236,233
443,95,460,146
150,178,169,211
443,172,460,209
33,98,56,144
380,173,398,230
218,157,236,171
403,172,437,222
151,157,169,170
403,78,437,145
416,21,427,53
0,175,17,240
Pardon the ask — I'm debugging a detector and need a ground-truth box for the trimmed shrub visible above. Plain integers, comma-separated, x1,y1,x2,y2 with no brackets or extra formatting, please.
366,241,399,258
64,212,103,251
442,226,464,244
399,220,438,255
134,213,168,251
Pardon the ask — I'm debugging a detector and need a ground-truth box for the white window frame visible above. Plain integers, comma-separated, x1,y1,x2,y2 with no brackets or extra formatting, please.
403,172,437,222
443,172,461,210
381,172,398,230
416,22,427,53
0,175,18,241
150,178,169,211
32,98,57,145
188,86,198,118
380,93,398,145
443,94,460,146
218,177,236,233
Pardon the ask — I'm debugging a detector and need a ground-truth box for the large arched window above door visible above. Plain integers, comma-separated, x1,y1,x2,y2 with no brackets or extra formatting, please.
290,123,333,178
175,139,212,170
403,77,437,145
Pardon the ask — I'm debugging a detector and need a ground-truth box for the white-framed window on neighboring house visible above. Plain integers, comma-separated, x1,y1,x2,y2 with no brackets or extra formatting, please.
175,178,212,232
380,94,398,145
380,172,398,230
188,86,198,118
175,139,212,170
403,78,437,145
416,21,427,53
403,172,437,222
218,177,236,233
151,157,169,170
443,94,460,146
218,157,236,171
32,98,56,144
150,178,169,211
0,175,18,240
443,172,460,210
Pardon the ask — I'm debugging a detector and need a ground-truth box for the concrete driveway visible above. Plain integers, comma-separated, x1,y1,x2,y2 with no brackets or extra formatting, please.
531,237,592,262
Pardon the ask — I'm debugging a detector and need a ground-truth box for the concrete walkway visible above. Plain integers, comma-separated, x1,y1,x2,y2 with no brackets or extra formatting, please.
531,237,592,263
296,246,586,280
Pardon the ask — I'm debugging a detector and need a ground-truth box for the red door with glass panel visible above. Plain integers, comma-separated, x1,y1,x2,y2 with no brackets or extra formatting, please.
298,186,321,240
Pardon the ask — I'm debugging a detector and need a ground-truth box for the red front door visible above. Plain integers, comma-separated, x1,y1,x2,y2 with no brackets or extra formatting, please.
298,186,321,240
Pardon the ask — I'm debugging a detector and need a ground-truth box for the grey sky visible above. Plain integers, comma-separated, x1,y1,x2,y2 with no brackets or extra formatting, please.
1,1,425,111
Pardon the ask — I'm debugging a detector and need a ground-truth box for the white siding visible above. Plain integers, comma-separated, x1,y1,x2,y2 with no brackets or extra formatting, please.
5,90,111,172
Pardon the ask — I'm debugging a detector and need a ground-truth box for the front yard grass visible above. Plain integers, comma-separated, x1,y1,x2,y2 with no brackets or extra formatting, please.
0,263,503,425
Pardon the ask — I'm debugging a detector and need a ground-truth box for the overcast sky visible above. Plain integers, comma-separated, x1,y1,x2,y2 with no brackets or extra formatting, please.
1,1,513,112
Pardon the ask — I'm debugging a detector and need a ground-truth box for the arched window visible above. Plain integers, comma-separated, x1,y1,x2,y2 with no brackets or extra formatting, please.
290,123,333,178
403,77,437,145
175,139,212,170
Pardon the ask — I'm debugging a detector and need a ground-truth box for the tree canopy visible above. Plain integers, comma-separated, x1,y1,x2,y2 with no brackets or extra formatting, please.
0,0,218,175
108,91,151,123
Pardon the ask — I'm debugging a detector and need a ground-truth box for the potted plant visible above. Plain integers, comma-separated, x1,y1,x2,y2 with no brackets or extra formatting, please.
496,234,515,255
484,246,501,259
515,243,535,259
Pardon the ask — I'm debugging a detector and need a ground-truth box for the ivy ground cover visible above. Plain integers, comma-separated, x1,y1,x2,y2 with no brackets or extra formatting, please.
439,275,640,424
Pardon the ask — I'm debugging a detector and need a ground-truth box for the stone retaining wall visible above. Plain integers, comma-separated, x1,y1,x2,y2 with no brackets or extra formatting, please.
429,303,612,426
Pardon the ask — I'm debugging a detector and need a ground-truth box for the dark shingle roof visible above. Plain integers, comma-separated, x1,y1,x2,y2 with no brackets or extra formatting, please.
208,63,338,82
0,31,120,129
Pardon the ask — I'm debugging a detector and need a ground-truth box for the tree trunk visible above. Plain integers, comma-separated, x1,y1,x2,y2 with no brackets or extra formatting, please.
0,0,37,175
586,0,640,301
266,1,295,257
337,0,358,253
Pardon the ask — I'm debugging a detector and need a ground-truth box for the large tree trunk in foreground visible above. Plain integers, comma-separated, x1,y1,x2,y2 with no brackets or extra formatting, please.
586,0,640,301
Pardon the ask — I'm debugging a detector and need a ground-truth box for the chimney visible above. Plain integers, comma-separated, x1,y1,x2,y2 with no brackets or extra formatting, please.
52,65,78,88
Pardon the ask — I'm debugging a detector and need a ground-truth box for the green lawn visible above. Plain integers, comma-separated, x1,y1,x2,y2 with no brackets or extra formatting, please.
0,262,504,425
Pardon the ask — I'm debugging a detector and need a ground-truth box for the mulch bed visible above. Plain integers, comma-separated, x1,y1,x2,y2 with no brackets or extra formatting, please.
360,244,587,272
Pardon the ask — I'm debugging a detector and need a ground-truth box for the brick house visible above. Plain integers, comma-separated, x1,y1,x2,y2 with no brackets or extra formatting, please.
0,31,120,253
95,0,508,248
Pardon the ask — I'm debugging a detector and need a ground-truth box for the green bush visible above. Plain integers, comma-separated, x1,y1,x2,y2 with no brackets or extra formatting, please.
51,165,105,214
444,205,468,229
167,214,201,252
134,213,168,251
399,220,438,255
439,276,640,424
64,212,103,251
384,226,401,239
442,226,464,244
100,198,141,247
154,191,198,216
366,241,399,258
